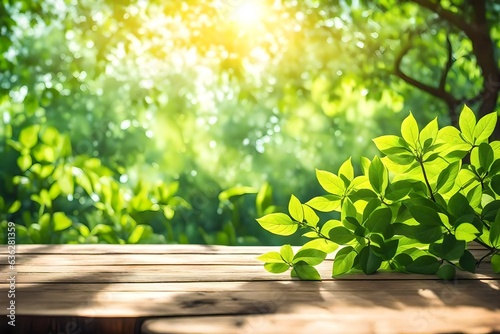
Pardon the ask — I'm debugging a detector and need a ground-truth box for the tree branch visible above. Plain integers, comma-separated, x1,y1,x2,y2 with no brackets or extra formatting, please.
408,0,473,36
394,41,458,107
438,35,454,91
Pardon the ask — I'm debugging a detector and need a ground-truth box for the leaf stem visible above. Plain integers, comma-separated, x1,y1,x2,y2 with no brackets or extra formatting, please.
419,160,436,202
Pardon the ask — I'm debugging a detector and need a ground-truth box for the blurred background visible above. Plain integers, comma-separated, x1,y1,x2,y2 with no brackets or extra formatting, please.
1,0,499,245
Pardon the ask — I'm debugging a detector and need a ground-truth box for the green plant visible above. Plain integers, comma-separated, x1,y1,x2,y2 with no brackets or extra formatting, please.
256,106,500,280
0,109,189,244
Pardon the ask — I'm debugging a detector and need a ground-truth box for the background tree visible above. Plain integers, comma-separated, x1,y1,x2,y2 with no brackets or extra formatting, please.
1,0,498,245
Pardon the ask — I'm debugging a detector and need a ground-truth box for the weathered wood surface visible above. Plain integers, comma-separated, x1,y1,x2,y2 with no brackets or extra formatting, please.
0,244,499,334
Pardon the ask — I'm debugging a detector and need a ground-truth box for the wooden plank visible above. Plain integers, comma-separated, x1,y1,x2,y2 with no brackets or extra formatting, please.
1,279,498,317
8,247,492,266
2,241,488,254
141,311,500,334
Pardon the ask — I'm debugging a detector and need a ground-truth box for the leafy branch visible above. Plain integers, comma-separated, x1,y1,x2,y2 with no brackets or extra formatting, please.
257,105,500,280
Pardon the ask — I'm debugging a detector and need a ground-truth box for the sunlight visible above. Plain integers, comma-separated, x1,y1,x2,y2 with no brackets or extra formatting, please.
231,1,264,27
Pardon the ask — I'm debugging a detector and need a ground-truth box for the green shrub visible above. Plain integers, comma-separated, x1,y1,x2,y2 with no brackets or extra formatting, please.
256,106,500,279
0,114,189,244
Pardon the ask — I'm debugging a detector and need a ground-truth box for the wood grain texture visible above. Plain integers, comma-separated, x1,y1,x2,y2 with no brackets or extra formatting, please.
0,244,498,334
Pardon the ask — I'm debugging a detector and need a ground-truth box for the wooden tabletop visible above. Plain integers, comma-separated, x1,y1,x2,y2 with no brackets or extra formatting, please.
1,244,499,334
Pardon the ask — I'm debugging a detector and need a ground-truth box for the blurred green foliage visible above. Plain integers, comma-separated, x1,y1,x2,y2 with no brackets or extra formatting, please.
0,0,498,245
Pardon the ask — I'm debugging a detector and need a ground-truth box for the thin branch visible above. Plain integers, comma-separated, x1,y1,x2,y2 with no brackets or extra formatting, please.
438,35,454,91
394,41,458,107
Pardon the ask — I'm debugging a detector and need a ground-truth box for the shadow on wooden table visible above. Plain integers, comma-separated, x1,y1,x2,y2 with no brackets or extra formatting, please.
141,278,500,334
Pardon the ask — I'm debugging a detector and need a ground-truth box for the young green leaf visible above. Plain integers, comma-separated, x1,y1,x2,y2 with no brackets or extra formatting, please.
473,111,498,143
302,238,338,253
436,264,456,280
368,156,388,195
19,124,40,149
401,112,420,148
293,248,327,266
306,195,341,212
333,246,356,277
435,161,460,194
280,244,294,263
455,222,480,242
256,213,298,236
458,105,476,144
339,157,354,182
288,194,304,222
419,117,438,149
52,212,73,231
316,169,345,196
292,264,321,280
264,262,290,274
303,204,319,227
257,251,285,263
478,143,494,172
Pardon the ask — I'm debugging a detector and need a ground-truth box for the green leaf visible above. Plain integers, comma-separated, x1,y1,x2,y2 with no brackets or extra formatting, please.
8,200,21,214
316,169,345,196
302,238,338,253
455,222,480,242
292,264,321,280
448,193,474,219
257,251,285,263
358,245,382,274
333,246,356,276
435,161,460,194
256,182,272,217
492,254,500,274
128,225,147,244
491,175,500,196
303,204,319,227
264,262,290,274
293,248,327,265
52,212,73,231
19,124,40,148
364,207,393,238
406,255,440,275
219,186,257,201
436,264,456,280
280,245,294,263
419,117,438,148
372,135,408,155
256,213,298,236
478,143,494,172
429,234,465,261
409,206,442,227
288,195,304,222
370,234,399,260
306,195,341,212
329,226,355,244
368,156,388,195
489,211,500,248
473,111,498,143
459,105,476,144
459,250,476,273
17,154,32,172
338,157,354,181
401,112,419,148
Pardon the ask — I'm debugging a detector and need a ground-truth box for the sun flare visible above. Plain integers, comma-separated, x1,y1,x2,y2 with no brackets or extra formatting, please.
231,1,264,27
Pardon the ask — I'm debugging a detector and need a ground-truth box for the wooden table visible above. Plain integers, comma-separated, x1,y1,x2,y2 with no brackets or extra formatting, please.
1,244,499,334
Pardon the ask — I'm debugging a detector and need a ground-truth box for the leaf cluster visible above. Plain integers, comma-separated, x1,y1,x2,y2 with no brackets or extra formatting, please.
257,106,500,280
